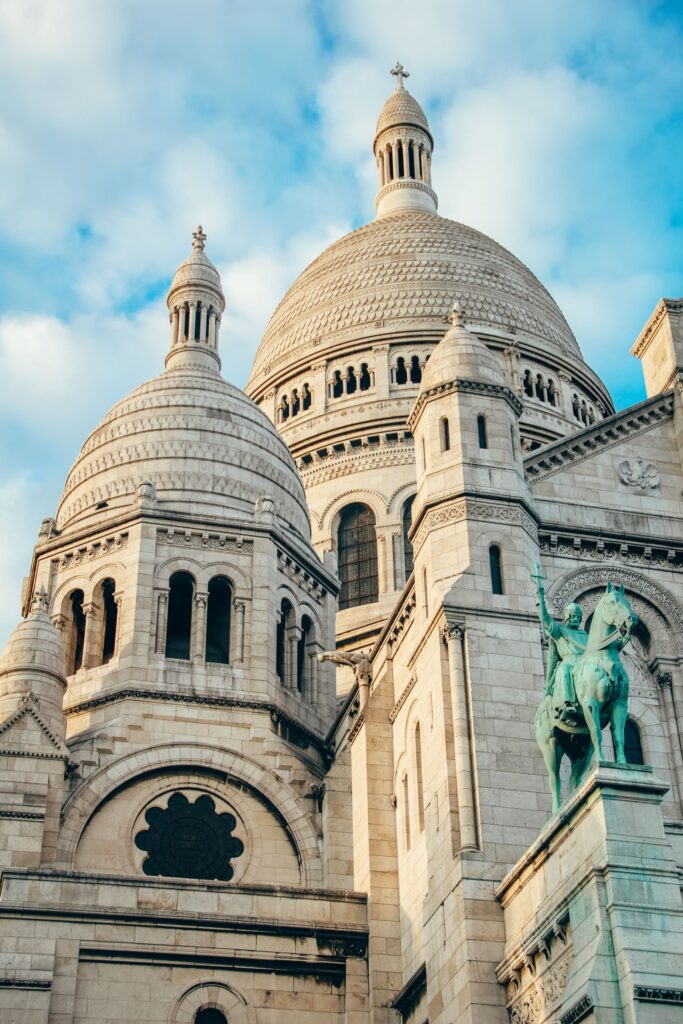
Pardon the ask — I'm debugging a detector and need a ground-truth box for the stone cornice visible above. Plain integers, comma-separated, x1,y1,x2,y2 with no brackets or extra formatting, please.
374,179,437,211
407,377,523,431
630,297,683,358
524,391,674,484
389,674,417,722
410,494,539,555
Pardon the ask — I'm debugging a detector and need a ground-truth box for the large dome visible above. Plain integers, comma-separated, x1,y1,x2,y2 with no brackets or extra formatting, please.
57,364,310,539
249,211,583,390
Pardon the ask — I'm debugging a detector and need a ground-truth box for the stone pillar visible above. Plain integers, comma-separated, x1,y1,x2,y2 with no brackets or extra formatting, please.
177,304,186,342
113,591,123,658
372,344,390,400
169,310,176,346
287,624,301,690
377,532,388,594
234,601,246,664
82,602,100,670
391,141,399,180
188,302,197,341
658,671,683,806
192,593,208,662
411,140,419,179
309,649,320,704
199,303,208,341
208,310,216,347
401,139,409,178
155,591,168,654
441,623,479,851
383,147,390,183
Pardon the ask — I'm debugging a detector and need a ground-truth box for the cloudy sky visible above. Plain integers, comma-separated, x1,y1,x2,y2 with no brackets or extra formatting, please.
0,0,681,637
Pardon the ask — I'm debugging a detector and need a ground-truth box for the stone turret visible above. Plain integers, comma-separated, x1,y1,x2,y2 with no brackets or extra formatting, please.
373,62,438,218
165,225,226,372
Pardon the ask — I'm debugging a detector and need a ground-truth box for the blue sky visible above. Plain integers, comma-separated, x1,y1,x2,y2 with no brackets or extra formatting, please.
0,0,682,638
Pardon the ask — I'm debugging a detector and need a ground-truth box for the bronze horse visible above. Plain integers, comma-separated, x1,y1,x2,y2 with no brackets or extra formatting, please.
535,584,636,813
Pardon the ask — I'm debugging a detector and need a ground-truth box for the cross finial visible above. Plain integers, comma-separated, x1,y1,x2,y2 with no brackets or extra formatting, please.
390,62,409,89
447,301,465,328
192,224,207,252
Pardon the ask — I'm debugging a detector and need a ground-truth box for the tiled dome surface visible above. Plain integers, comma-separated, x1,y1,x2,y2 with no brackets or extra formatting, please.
249,212,582,387
57,366,310,538
376,87,430,136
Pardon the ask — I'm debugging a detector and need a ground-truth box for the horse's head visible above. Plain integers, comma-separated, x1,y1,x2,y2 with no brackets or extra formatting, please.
600,583,638,638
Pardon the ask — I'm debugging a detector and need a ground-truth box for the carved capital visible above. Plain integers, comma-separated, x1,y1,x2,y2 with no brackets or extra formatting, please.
657,671,673,688
440,622,464,645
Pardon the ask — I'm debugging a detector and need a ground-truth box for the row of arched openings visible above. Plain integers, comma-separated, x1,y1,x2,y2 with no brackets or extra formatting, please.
329,364,373,399
572,393,596,425
65,579,118,675
276,600,316,694
278,383,312,422
523,370,557,406
165,572,231,663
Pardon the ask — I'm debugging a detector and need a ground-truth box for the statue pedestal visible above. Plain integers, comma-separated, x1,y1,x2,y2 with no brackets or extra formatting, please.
495,763,683,1024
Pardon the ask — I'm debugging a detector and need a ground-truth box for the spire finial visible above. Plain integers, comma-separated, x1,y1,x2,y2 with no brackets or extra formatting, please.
447,301,465,329
390,62,409,89
192,224,207,252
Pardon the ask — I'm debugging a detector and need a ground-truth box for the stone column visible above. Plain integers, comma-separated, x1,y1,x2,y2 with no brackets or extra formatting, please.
169,311,176,346
287,624,301,690
113,591,123,658
412,140,420,180
189,302,199,341
155,591,168,654
391,141,399,180
400,139,409,179
371,344,390,399
309,648,320,704
208,310,216,347
658,671,683,806
82,602,100,670
426,152,432,185
192,593,208,663
234,601,246,664
382,147,390,183
441,623,479,851
177,304,186,342
199,303,208,342
377,532,388,594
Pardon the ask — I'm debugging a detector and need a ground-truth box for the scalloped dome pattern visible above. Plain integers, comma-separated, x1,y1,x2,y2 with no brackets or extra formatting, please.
376,88,430,137
249,212,582,386
57,366,310,537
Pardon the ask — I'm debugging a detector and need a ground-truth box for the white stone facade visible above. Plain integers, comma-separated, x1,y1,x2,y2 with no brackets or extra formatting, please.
1,72,683,1024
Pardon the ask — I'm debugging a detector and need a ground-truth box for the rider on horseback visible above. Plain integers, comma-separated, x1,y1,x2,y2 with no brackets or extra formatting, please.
536,574,588,725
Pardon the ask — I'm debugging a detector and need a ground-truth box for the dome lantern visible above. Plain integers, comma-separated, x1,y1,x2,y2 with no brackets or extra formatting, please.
373,64,438,219
165,225,226,373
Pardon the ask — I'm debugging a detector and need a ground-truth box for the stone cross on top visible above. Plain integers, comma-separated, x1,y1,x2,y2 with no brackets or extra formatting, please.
192,225,207,252
390,62,409,88
448,301,465,328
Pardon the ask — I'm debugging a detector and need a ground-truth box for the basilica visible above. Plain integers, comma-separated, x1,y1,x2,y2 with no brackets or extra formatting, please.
1,67,682,1024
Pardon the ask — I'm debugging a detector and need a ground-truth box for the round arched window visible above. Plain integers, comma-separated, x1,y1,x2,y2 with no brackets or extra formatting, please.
195,1009,228,1024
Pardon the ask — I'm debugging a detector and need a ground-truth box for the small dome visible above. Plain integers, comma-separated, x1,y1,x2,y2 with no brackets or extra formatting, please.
375,88,431,142
0,606,66,681
168,226,224,310
421,303,504,390
56,364,311,538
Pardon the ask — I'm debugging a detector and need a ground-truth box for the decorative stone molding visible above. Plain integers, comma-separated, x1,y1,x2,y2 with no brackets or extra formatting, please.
411,497,538,554
157,528,250,552
634,986,683,1003
525,392,673,483
407,377,523,430
618,457,660,489
538,531,683,570
387,591,416,649
299,432,414,487
631,298,683,359
52,532,128,570
277,549,326,600
505,944,572,1024
657,672,673,688
389,674,417,722
440,623,465,644
549,565,683,642
560,995,593,1024
348,714,366,745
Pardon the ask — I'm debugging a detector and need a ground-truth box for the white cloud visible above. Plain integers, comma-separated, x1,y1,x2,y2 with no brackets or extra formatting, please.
0,474,50,641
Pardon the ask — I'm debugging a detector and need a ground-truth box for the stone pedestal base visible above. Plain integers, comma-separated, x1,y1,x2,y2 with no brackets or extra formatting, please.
495,763,683,1024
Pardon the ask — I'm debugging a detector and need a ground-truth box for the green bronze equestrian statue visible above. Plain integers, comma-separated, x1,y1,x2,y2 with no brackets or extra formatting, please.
532,565,637,813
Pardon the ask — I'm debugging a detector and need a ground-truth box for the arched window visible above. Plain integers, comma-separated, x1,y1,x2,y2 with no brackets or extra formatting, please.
346,367,357,395
402,773,410,849
572,394,580,420
387,146,394,179
489,545,503,595
302,383,312,410
280,395,289,422
523,370,534,397
415,723,425,832
332,371,343,398
548,380,557,406
440,417,450,452
195,1010,228,1024
397,145,405,177
395,357,407,385
291,388,300,416
408,145,416,179
402,495,415,580
205,576,231,664
298,615,313,695
625,718,644,765
165,572,194,660
338,503,378,610
477,414,488,449
99,578,118,665
276,599,292,685
67,589,86,674
359,363,371,391
410,355,422,384
535,374,544,400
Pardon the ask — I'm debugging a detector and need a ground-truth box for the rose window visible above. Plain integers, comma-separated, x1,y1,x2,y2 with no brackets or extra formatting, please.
135,792,244,881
